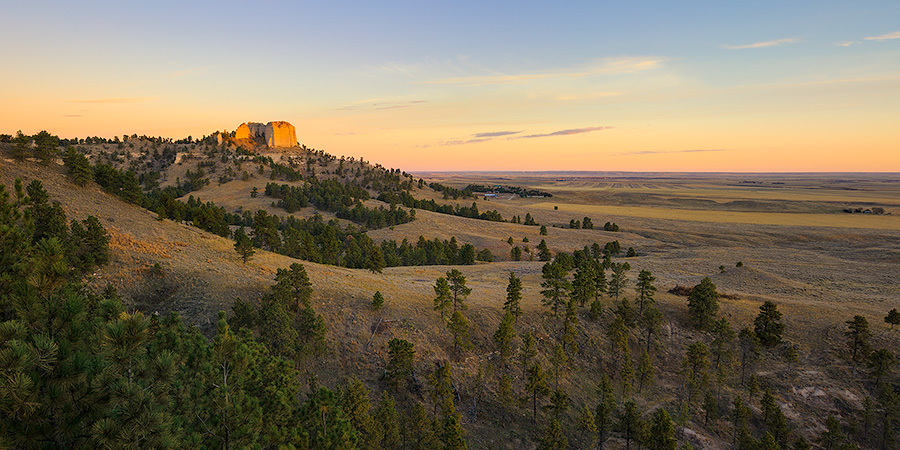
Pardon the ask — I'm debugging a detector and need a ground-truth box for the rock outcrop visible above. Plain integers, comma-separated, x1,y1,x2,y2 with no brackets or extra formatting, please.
234,121,297,148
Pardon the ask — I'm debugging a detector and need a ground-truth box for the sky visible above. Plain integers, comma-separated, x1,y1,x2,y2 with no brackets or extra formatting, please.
1,0,899,172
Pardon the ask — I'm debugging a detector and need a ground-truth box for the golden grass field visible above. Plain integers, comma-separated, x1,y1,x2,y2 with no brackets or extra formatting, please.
531,202,900,230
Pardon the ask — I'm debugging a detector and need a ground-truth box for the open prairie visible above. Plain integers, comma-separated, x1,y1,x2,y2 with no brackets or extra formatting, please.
404,171,900,323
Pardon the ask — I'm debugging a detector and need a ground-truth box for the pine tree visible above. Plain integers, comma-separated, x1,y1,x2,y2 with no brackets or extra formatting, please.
550,343,568,389
732,396,752,449
687,277,719,330
498,371,514,408
374,391,402,450
615,297,637,327
646,408,678,450
886,308,900,330
710,317,736,385
63,147,93,186
258,267,326,360
446,269,471,312
635,269,657,313
591,260,608,299
493,311,516,364
372,290,385,311
577,405,597,449
11,130,28,160
738,327,760,386
793,436,812,450
197,312,265,450
537,419,567,450
32,130,59,165
747,373,760,400
754,301,785,347
845,315,872,366
766,398,791,448
621,346,634,398
572,262,596,307
405,403,440,450
547,388,569,420
868,348,895,386
683,341,711,402
608,262,630,301
637,349,654,393
703,391,719,424
618,400,644,450
442,413,468,450
561,300,579,355
595,374,617,450
68,215,111,274
819,415,846,450
525,363,550,423
340,377,379,450
540,262,571,318
433,277,452,320
427,362,455,418
233,226,255,263
607,315,629,376
537,239,552,261
366,246,385,273
640,306,663,355
448,310,473,356
504,272,523,320
386,338,415,388
520,332,538,381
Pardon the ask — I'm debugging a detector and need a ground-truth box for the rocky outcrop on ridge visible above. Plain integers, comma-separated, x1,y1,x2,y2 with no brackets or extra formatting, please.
234,121,297,148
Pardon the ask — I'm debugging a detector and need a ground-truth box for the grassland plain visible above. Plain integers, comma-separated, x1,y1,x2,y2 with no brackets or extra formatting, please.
4,147,900,448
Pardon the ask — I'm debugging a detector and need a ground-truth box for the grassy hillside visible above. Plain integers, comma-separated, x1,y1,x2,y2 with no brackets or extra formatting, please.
2,139,899,449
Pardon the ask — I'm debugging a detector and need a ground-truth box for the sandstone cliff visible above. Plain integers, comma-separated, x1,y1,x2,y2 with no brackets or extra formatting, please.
234,121,297,148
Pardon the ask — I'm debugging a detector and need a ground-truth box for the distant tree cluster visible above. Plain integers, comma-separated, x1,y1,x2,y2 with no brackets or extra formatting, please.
266,181,414,229
510,212,539,225
379,190,505,222
429,182,474,199
465,183,552,198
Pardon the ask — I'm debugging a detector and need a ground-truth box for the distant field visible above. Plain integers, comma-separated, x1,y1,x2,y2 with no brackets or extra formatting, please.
531,182,900,205
531,202,900,230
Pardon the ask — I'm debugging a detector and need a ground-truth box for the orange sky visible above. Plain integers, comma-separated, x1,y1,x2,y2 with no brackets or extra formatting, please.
2,1,898,172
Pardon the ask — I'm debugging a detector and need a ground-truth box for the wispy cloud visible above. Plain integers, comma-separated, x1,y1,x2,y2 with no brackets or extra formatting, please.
337,100,427,111
421,126,611,148
473,130,522,138
613,149,726,156
864,31,900,41
835,41,856,47
67,97,157,104
723,38,799,50
426,57,664,86
436,138,491,147
62,114,84,118
513,126,613,139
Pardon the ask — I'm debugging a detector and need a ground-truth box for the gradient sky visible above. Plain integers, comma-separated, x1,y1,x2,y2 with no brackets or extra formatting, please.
2,1,899,172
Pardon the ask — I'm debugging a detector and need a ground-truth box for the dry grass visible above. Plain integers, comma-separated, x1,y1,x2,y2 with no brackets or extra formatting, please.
5,148,900,448
529,202,900,230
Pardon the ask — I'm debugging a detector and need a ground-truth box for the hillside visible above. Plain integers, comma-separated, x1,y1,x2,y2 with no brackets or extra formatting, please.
2,138,900,449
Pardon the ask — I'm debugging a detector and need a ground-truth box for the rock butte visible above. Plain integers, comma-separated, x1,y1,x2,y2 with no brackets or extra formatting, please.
233,121,297,148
